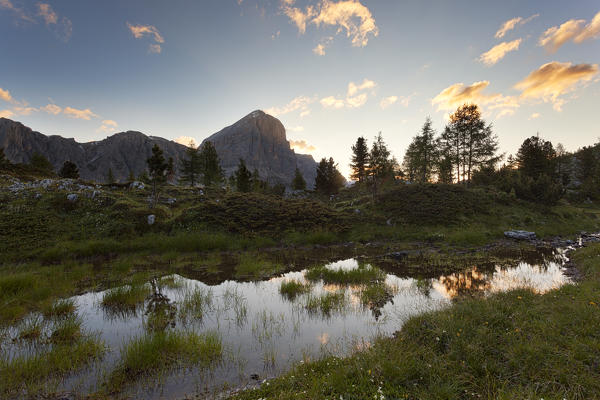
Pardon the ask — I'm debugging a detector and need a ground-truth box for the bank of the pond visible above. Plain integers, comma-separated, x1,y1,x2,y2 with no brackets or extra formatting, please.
229,242,600,400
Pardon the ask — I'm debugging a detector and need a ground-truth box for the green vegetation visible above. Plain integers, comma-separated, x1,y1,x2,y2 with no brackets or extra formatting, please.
305,263,385,284
101,284,150,313
179,286,213,322
106,331,222,390
17,317,43,340
279,280,311,300
43,298,76,319
305,291,347,315
235,254,284,279
49,316,82,343
232,244,600,400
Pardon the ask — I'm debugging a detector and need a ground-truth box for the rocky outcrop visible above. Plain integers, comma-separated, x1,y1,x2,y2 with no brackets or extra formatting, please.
0,111,317,187
202,110,317,188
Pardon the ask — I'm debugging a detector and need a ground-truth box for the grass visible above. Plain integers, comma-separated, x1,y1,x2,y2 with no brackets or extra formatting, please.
0,337,104,397
235,254,284,280
100,284,151,315
49,316,82,343
106,330,222,391
359,283,395,308
42,298,76,319
231,244,600,400
17,317,43,341
305,263,386,284
305,291,347,316
279,280,312,300
179,286,214,322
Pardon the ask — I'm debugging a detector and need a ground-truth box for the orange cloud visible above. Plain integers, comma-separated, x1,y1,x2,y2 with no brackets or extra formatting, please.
321,78,376,109
495,14,538,39
37,3,72,41
0,87,12,103
514,61,599,111
127,22,164,53
174,136,198,148
432,81,519,117
41,104,62,115
0,0,35,23
479,39,522,66
0,109,14,118
37,3,57,24
289,139,316,152
539,11,600,53
63,106,98,120
379,96,398,109
265,95,315,117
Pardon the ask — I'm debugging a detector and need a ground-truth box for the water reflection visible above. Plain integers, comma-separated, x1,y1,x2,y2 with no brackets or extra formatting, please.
1,251,572,399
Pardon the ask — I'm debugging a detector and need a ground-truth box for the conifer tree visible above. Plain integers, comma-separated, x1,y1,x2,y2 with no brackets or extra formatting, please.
350,136,369,183
0,147,9,169
402,117,438,183
29,152,54,174
59,160,79,179
198,141,223,187
368,132,396,194
180,141,201,187
315,157,345,196
107,168,115,184
235,159,252,192
147,144,168,206
292,167,306,191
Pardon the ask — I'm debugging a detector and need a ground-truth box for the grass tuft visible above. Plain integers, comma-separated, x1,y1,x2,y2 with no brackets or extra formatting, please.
305,263,385,284
279,280,311,300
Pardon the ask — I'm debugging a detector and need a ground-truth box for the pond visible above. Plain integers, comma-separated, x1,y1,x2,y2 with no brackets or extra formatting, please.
1,247,573,399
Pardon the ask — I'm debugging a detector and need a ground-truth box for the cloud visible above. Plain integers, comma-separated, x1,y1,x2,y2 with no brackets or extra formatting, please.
37,3,72,41
514,61,599,111
63,106,98,120
41,103,62,115
432,80,520,117
174,136,198,148
539,11,600,53
495,14,538,39
0,87,12,103
287,126,305,132
0,109,14,118
0,0,35,23
380,96,398,109
529,112,541,120
96,120,119,134
265,95,315,117
127,22,164,53
321,78,376,109
289,139,316,152
479,39,522,66
281,0,378,50
13,106,37,115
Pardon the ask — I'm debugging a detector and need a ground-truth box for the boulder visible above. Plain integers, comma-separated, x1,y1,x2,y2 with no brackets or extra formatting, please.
147,214,156,225
504,230,536,240
66,193,78,202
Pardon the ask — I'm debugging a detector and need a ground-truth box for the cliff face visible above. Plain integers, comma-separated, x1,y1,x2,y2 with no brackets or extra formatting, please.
0,111,317,187
203,110,317,188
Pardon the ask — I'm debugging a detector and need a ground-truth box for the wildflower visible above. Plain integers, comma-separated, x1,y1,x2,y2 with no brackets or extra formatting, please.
589,301,597,306
517,296,522,300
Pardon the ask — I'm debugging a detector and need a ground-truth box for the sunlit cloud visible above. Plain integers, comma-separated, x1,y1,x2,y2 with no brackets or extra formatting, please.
347,78,375,96
37,3,72,41
289,139,316,152
529,112,541,120
321,78,376,109
287,126,304,132
379,95,398,109
515,61,599,111
13,106,37,115
0,87,13,103
479,39,522,66
0,109,15,118
280,0,378,51
0,0,35,23
495,14,538,39
127,22,164,54
97,119,118,133
539,11,600,53
320,95,345,109
265,95,315,117
432,80,519,117
41,104,62,115
63,106,98,120
174,136,198,148
37,3,57,24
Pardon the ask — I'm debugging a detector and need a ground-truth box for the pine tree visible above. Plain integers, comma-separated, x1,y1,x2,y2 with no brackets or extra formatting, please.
106,168,115,184
0,147,10,169
250,168,263,192
292,167,306,191
516,135,556,179
198,141,223,187
368,132,396,195
59,161,79,179
315,157,345,196
167,157,175,184
402,117,438,183
180,141,201,187
350,136,369,183
147,144,168,206
235,159,252,192
127,170,135,183
29,153,54,174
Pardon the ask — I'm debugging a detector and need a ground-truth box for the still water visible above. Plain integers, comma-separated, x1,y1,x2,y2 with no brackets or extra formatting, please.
3,250,572,399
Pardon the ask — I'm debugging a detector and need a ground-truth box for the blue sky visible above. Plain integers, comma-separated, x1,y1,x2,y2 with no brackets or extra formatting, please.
1,0,599,177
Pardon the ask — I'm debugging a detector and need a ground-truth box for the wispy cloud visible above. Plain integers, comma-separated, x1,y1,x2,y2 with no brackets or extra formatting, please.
0,87,13,103
514,61,599,111
379,96,398,109
432,81,519,117
0,109,15,118
529,112,541,120
479,39,522,66
0,0,35,23
321,78,376,109
265,95,315,117
37,3,72,42
539,11,600,53
495,14,538,39
280,0,378,52
63,106,98,120
287,126,305,132
41,104,62,115
289,139,316,152
127,22,165,54
313,36,333,56
97,119,118,133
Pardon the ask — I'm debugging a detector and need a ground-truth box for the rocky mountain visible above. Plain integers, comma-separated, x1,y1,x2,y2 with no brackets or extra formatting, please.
202,110,317,188
0,111,317,187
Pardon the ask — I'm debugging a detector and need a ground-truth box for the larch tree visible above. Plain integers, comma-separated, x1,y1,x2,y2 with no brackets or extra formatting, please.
147,144,168,207
292,167,307,191
198,141,223,187
350,136,369,183
180,141,201,187
402,117,439,183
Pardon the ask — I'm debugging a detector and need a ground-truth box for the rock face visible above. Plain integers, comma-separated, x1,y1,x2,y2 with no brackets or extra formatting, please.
504,230,537,240
202,110,317,188
0,111,317,187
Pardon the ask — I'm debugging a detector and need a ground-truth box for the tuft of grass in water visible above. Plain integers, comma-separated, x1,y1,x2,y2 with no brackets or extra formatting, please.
279,280,311,300
101,284,150,314
42,298,76,319
49,316,82,343
305,263,385,285
106,331,222,390
234,255,284,280
0,337,104,396
359,283,395,308
17,317,43,341
305,291,347,316
159,275,183,289
179,287,213,322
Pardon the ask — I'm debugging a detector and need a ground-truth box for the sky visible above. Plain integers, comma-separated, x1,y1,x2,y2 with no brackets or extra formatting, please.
1,0,599,178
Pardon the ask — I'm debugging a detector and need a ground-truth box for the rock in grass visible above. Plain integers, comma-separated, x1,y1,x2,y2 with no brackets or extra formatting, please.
66,193,78,202
130,181,145,190
148,214,156,225
504,230,536,240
